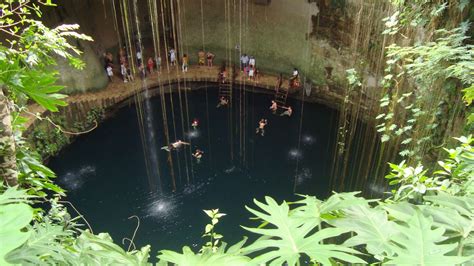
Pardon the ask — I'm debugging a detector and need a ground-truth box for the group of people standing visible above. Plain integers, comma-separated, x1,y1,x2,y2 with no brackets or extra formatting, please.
104,45,300,91
240,54,259,81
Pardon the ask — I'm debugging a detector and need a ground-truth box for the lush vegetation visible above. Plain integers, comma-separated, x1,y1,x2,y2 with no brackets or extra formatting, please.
0,0,473,265
29,107,104,158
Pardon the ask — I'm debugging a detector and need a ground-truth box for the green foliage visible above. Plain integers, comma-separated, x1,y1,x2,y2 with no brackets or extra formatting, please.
201,209,226,253
386,208,468,265
377,21,473,159
242,196,366,265
0,185,151,265
158,209,250,265
158,191,472,265
386,135,474,201
31,125,69,158
72,107,104,132
331,204,398,260
0,186,34,265
1,1,472,266
158,241,250,266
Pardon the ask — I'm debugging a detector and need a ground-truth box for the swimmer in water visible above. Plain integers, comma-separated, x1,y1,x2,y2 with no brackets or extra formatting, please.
216,96,229,108
161,140,190,152
192,149,204,163
191,119,199,129
269,100,277,114
280,106,293,117
256,118,268,136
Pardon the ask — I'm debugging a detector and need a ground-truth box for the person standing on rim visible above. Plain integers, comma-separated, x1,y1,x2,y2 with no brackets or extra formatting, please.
182,54,189,72
207,51,215,67
198,49,206,66
170,48,176,66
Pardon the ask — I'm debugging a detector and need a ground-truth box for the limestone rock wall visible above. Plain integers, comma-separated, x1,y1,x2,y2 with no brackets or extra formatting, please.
42,0,118,94
41,0,390,94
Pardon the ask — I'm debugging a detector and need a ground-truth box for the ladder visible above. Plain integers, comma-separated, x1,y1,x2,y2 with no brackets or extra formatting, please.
218,82,232,104
274,87,289,107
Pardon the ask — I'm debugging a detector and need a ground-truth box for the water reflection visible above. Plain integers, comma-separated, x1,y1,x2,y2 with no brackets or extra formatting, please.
186,130,200,140
302,134,316,146
295,168,312,185
60,165,96,191
288,148,303,160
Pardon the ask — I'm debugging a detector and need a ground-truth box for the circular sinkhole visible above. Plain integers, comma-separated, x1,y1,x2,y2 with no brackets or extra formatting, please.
49,86,356,255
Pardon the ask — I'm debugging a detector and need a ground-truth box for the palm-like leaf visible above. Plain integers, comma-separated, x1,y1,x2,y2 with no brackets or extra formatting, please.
157,238,250,266
242,196,365,265
386,209,471,265
331,205,398,260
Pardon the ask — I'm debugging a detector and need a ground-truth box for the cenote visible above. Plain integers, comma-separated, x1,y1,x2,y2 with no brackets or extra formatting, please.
3,0,471,264
48,86,345,254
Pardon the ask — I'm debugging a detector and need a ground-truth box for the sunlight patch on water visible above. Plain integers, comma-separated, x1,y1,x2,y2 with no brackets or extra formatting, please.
288,148,303,160
60,165,96,191
224,165,236,174
302,134,316,146
186,130,200,140
145,194,180,221
295,168,312,185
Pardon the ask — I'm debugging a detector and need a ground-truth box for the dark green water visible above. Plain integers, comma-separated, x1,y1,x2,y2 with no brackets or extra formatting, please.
48,87,339,256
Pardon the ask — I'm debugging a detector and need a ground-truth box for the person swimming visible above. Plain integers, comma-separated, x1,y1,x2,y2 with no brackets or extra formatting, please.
280,106,293,117
191,119,199,129
161,140,190,152
269,100,277,114
192,149,204,163
256,118,268,136
216,96,229,108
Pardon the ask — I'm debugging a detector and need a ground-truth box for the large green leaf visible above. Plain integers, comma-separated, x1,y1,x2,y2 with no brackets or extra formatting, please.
331,205,398,260
424,193,474,217
320,192,373,215
386,209,471,265
158,238,250,266
290,195,322,227
74,231,151,265
0,203,33,265
0,185,34,205
242,196,365,265
5,218,76,265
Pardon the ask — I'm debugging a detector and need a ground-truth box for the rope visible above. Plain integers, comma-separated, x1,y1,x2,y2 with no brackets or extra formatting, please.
59,200,94,234
293,3,313,192
111,0,121,49
132,0,161,192
125,215,140,252
20,105,99,135
199,0,213,170
174,0,194,184
168,0,187,185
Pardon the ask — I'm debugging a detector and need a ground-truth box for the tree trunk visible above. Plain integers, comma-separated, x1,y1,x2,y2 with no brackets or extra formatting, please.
0,88,18,186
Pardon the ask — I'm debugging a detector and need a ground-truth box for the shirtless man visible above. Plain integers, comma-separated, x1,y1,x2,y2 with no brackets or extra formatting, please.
161,140,190,152
256,118,268,136
280,106,293,117
192,149,204,163
269,100,277,114
207,52,215,67
216,96,229,108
